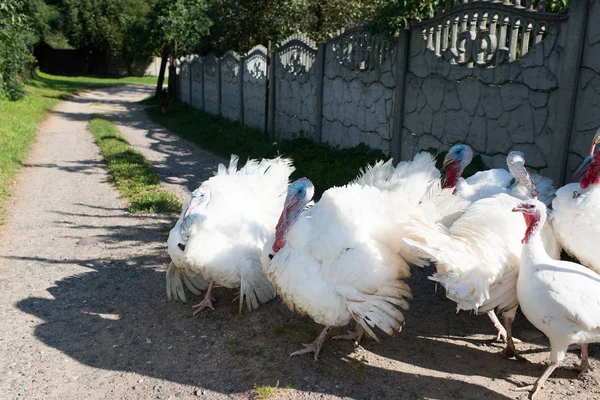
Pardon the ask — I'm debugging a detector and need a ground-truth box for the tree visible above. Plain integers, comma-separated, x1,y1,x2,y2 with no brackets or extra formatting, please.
149,0,212,98
53,0,156,73
0,0,37,100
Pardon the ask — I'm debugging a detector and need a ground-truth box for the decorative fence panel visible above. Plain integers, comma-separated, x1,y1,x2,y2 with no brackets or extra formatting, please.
175,0,599,184
203,54,220,115
273,34,319,140
566,0,600,179
403,0,569,179
243,45,268,131
179,60,191,104
220,51,242,121
190,59,203,110
322,23,397,154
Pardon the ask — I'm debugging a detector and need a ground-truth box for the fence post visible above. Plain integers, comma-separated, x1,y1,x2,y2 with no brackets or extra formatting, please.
239,56,245,125
548,0,590,184
189,59,193,104
268,48,277,141
217,58,222,116
391,29,410,163
314,42,326,143
264,41,272,139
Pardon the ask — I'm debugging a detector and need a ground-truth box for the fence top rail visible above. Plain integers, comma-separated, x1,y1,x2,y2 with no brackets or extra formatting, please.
245,45,268,59
413,1,569,27
277,33,318,52
222,50,241,61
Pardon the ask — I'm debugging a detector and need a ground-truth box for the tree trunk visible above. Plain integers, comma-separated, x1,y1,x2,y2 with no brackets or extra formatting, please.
167,40,178,100
155,45,170,98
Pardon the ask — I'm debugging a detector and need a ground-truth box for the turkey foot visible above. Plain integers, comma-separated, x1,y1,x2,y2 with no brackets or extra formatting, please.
501,316,527,361
192,280,215,315
567,343,593,379
290,326,331,361
332,325,364,346
515,360,560,399
502,337,526,361
487,311,522,343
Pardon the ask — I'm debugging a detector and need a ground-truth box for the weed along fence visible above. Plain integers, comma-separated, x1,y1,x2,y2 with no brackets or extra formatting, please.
177,0,600,185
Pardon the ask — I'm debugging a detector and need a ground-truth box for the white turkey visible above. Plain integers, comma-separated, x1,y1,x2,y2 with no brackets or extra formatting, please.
512,199,600,399
442,145,555,205
403,151,561,358
551,141,600,274
261,152,446,360
442,144,513,203
166,154,295,314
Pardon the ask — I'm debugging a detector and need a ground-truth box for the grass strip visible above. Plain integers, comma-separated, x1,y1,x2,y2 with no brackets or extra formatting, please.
143,99,485,198
0,71,159,222
88,117,181,213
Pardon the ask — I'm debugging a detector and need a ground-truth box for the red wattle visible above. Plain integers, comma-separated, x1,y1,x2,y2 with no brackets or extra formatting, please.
521,213,537,244
443,162,461,190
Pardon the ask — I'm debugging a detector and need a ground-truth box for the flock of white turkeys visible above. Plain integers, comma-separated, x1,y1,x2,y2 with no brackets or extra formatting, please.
166,129,600,399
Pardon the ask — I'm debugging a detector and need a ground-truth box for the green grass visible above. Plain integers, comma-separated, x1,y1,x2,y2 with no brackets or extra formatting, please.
29,71,158,98
0,71,161,222
144,99,388,199
254,382,278,399
88,117,180,213
144,99,486,199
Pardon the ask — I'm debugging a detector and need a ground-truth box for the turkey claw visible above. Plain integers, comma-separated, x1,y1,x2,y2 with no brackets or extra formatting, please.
290,342,323,361
515,383,542,399
192,296,215,315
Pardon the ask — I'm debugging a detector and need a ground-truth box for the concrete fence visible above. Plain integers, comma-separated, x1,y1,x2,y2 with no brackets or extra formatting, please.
177,0,600,185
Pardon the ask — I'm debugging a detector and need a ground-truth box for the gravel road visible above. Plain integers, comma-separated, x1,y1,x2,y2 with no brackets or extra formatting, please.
0,86,598,400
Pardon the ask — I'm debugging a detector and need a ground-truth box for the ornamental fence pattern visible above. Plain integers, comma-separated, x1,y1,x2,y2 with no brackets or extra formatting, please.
177,0,600,184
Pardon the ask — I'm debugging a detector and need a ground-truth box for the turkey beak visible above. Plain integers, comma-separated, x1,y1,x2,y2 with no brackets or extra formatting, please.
572,157,591,182
182,198,199,220
511,206,521,213
442,154,455,170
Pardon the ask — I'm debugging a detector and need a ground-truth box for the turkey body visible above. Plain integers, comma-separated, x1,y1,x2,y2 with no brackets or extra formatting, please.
514,199,600,399
167,155,294,313
262,152,443,358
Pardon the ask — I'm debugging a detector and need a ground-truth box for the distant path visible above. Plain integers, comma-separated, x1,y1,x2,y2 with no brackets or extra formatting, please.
0,86,598,400
88,86,225,203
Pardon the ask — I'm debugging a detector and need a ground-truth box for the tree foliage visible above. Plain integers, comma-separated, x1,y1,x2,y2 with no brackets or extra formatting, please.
200,0,393,56
0,0,37,100
148,0,212,98
150,0,212,58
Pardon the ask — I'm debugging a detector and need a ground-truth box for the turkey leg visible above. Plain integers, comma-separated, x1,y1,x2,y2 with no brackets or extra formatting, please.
290,326,331,361
332,324,364,346
192,280,216,315
501,314,526,361
487,311,508,342
568,343,594,378
515,360,560,399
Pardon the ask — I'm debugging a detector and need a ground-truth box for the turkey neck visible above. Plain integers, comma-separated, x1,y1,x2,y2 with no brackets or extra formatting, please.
521,211,548,266
509,162,537,198
442,161,463,192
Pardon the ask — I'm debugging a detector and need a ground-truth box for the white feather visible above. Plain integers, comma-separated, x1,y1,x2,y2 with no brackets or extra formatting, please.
262,152,442,339
167,155,294,311
551,182,600,273
403,192,561,315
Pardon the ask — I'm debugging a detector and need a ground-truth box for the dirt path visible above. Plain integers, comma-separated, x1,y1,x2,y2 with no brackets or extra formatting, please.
0,86,598,400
